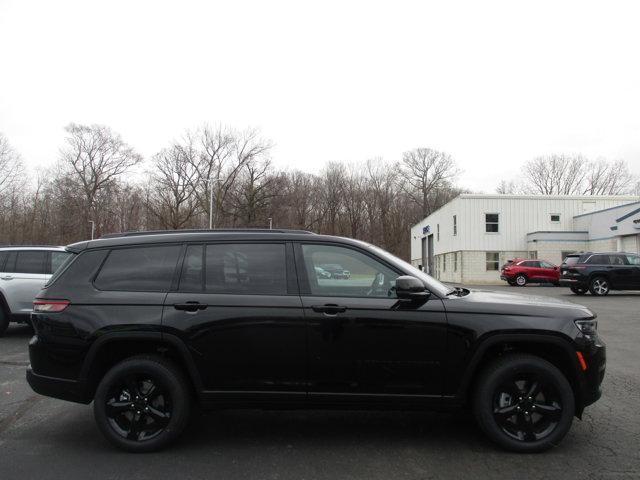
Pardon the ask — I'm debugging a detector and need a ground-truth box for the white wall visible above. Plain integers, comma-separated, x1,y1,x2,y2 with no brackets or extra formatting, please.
411,195,638,263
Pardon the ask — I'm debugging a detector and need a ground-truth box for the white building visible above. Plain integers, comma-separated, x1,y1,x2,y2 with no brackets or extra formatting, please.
410,194,640,284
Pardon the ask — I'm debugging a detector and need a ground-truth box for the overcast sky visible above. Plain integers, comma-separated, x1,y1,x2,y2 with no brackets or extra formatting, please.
1,0,639,192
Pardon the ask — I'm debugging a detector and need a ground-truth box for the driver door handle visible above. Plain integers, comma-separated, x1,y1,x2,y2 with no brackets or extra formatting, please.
311,304,347,315
173,301,207,312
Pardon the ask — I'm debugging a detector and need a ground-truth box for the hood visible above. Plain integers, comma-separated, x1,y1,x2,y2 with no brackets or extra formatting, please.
451,288,594,320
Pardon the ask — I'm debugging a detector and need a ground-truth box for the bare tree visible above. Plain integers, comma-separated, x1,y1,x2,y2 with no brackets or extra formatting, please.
60,123,142,237
521,154,588,195
399,148,460,217
0,133,26,196
583,159,635,195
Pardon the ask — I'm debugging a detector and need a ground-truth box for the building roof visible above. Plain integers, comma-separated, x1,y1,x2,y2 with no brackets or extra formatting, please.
457,194,640,201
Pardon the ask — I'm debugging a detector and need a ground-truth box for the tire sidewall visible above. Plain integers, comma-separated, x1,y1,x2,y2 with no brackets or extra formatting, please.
474,355,575,453
0,306,9,337
93,357,190,453
516,274,527,286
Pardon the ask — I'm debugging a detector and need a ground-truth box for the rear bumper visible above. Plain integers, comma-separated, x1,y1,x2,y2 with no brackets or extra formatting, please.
26,367,89,404
559,278,588,288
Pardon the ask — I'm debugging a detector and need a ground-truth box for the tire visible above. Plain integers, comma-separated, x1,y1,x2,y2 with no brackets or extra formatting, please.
515,274,527,287
473,354,575,453
0,298,9,337
93,355,192,452
570,286,588,295
589,276,610,296
507,280,517,287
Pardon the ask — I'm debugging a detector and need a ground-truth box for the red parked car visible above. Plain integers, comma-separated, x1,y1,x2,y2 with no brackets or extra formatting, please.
500,258,560,286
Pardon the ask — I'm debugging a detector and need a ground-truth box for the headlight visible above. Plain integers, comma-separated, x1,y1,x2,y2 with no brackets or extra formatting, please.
575,318,597,335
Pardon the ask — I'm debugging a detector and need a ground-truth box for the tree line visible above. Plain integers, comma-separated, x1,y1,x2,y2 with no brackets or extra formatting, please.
0,124,637,260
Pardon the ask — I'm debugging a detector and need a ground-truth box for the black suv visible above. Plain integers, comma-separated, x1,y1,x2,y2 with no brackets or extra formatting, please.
27,230,605,453
560,252,640,296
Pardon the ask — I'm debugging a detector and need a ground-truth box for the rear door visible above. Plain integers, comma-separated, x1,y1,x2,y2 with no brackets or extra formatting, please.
1,249,49,314
539,261,558,282
624,254,640,288
162,242,306,404
296,242,447,405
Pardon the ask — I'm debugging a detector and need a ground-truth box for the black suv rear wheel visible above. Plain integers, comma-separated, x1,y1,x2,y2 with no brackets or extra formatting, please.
473,354,574,452
93,355,191,452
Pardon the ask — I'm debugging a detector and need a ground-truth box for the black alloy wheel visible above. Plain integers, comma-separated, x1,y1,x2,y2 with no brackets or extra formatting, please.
105,374,172,442
94,355,191,452
492,375,562,443
473,354,574,452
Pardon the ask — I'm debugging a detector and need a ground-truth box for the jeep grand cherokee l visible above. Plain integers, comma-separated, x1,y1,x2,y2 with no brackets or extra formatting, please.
560,252,640,295
27,230,605,453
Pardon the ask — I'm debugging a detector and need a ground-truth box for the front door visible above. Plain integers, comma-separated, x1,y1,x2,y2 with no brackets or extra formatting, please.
162,242,306,403
295,242,447,405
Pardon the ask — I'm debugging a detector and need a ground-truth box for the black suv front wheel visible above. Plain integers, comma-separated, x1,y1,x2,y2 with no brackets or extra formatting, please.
589,277,610,296
93,355,191,452
473,354,574,452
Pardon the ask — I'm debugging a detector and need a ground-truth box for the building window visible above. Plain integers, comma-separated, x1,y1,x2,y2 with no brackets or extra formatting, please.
454,252,458,271
485,213,499,233
453,215,457,236
550,214,560,223
437,223,440,241
443,254,447,272
486,252,500,271
528,251,537,259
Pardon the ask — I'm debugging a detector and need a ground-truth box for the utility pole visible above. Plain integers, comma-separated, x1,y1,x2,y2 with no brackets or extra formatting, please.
88,220,95,240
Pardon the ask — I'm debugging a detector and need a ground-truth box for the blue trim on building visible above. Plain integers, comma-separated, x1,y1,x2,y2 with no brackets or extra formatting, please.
616,206,640,223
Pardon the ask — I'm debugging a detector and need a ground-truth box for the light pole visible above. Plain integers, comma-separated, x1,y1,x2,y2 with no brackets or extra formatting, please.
88,220,95,240
268,217,273,230
206,178,219,229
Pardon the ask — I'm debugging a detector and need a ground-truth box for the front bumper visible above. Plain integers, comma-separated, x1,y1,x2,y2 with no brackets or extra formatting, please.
578,339,606,410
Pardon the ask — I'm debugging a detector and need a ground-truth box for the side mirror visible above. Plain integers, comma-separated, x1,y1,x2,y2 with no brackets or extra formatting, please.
395,276,430,302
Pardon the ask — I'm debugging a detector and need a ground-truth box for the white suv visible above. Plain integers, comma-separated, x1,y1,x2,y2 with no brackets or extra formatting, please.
0,246,72,336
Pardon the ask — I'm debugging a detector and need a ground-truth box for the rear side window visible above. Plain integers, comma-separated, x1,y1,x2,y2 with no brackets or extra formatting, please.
587,255,611,265
14,251,47,274
95,245,181,291
626,254,640,265
178,243,287,295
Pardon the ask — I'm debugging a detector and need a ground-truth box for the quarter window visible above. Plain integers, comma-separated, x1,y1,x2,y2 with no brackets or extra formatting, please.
625,254,640,265
485,213,499,233
486,252,500,270
301,244,399,298
51,251,72,274
95,245,181,291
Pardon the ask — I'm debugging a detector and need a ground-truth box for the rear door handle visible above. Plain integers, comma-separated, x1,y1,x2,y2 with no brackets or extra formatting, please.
0,275,13,280
173,302,207,312
311,304,347,315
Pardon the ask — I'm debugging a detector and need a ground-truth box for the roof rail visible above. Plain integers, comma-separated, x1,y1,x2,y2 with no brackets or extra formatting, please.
99,228,315,239
0,244,62,248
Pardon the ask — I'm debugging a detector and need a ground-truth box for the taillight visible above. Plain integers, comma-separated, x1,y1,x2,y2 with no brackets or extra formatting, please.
33,299,70,313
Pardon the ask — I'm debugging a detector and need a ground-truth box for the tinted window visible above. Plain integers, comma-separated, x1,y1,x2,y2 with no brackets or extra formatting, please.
95,245,181,291
564,256,580,266
0,251,9,271
14,251,47,274
485,213,499,233
626,254,640,266
200,243,286,295
519,261,533,267
302,244,399,298
51,251,72,274
179,245,204,291
587,255,610,265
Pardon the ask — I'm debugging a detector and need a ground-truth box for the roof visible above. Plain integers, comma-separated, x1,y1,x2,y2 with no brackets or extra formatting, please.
458,194,640,201
66,229,360,252
0,245,65,250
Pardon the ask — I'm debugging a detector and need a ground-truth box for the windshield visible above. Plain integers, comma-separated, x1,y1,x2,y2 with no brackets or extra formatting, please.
367,244,452,297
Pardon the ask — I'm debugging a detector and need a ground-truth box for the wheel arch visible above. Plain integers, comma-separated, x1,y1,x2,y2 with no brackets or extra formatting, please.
80,332,204,402
457,333,584,413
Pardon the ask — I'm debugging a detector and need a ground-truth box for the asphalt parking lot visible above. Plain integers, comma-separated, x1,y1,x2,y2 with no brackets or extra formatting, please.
1,285,639,480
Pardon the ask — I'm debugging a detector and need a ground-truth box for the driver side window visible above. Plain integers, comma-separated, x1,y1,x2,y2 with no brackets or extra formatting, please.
301,244,399,298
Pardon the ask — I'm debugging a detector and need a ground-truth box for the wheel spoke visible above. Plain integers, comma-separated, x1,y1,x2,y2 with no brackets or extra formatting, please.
516,414,536,442
124,376,141,398
106,399,131,416
146,406,170,427
525,380,540,399
126,413,142,441
534,402,562,421
494,405,518,423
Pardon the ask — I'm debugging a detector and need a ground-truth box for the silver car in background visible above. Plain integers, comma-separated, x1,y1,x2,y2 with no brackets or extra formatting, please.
0,246,72,336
